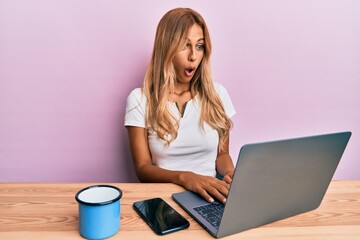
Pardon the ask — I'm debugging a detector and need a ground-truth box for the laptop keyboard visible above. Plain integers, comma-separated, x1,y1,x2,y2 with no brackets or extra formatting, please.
193,202,224,229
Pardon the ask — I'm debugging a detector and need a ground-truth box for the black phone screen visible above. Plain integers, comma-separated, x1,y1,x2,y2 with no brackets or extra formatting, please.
133,197,190,235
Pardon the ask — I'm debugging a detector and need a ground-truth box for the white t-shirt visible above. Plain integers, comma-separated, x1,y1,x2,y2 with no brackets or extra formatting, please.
124,82,236,177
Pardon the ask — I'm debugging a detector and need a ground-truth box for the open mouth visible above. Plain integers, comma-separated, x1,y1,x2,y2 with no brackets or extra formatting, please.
185,67,195,77
185,68,194,73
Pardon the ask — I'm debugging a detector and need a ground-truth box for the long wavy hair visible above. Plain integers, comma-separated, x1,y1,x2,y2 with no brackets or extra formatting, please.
143,8,232,151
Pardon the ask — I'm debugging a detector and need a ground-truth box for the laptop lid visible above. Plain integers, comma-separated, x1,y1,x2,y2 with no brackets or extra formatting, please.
173,131,351,238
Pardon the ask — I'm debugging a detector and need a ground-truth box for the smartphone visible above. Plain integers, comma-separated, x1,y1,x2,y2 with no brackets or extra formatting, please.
133,197,190,235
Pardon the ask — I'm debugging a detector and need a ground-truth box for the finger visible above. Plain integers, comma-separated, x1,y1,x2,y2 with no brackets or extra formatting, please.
215,178,231,190
206,186,227,204
197,188,215,203
223,175,232,184
213,183,229,197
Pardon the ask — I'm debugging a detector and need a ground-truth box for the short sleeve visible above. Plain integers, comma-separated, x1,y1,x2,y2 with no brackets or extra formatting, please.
214,82,236,118
124,88,147,128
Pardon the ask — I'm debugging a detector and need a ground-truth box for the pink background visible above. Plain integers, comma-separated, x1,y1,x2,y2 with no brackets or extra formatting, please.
1,1,359,182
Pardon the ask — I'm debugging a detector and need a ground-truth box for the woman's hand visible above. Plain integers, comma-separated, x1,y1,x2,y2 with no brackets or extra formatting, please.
215,134,234,187
222,172,233,185
176,172,230,203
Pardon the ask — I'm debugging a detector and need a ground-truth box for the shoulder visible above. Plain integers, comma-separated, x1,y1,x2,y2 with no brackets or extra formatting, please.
212,82,236,118
125,88,147,111
124,88,147,127
126,88,146,104
213,82,229,96
128,88,143,100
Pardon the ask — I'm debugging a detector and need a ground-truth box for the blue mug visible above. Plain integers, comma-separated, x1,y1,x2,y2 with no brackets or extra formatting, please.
75,185,122,240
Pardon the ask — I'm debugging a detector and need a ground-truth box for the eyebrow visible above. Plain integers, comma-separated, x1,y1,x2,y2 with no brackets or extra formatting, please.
186,38,205,43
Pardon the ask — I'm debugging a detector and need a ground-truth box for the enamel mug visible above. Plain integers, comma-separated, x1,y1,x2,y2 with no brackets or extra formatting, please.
75,185,122,239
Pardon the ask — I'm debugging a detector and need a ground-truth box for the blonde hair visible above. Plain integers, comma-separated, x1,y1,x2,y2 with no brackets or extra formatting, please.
143,8,232,151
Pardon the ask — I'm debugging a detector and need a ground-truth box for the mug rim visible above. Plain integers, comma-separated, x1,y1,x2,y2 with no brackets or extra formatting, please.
75,185,122,206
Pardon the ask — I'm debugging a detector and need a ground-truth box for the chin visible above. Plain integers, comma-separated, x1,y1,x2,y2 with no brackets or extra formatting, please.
177,78,192,84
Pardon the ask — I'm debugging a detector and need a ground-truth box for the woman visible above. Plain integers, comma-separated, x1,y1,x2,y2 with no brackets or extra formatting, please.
125,8,236,203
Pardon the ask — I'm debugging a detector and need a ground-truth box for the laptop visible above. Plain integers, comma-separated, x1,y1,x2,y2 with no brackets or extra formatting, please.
172,131,351,238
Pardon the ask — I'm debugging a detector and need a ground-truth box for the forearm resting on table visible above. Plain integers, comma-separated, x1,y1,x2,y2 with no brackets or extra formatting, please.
135,163,190,186
216,152,234,178
136,163,231,203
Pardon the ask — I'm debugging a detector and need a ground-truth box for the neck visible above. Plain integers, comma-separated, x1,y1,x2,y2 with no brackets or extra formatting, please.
173,82,191,95
172,90,190,96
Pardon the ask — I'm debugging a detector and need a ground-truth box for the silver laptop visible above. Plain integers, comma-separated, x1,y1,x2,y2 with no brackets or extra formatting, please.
172,131,351,238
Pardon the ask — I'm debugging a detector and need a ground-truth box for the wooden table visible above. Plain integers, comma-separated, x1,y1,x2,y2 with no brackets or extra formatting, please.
0,181,360,239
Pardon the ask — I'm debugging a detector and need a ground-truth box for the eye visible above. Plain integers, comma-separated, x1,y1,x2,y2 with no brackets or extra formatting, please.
196,44,204,51
181,42,190,50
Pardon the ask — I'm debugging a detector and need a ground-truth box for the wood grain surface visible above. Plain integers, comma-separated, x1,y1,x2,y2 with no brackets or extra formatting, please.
0,181,359,239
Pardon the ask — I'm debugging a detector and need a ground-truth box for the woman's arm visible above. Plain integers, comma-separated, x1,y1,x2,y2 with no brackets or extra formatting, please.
216,134,235,184
126,126,230,203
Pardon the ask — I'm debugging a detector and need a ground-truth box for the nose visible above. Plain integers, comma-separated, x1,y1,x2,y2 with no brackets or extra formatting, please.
188,47,197,62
